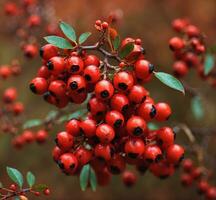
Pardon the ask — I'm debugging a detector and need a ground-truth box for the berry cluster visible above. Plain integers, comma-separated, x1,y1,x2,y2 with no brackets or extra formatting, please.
169,18,207,78
181,159,216,200
29,20,185,188
0,60,21,79
12,129,49,149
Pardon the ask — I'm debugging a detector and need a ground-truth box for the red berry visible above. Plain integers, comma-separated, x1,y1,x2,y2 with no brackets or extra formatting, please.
0,65,11,79
122,171,137,187
144,145,162,163
157,127,175,149
87,97,107,117
80,119,96,138
94,144,114,161
206,187,216,200
126,116,147,137
13,102,24,115
43,188,50,196
124,138,145,159
128,85,149,104
197,180,209,194
166,144,184,165
185,25,200,38
9,184,17,191
169,37,185,51
105,110,124,129
102,22,109,29
110,93,129,114
37,65,51,79
108,154,126,174
75,147,93,166
30,77,48,95
46,56,65,75
95,80,114,100
138,102,157,121
3,87,17,103
182,159,193,172
113,71,134,92
173,61,188,77
58,153,78,174
40,44,58,60
24,44,38,58
36,130,48,144
83,65,100,83
48,80,67,97
52,146,63,162
55,131,74,151
180,173,193,187
84,55,100,67
67,75,86,93
96,124,115,143
65,119,80,136
66,56,84,74
155,102,172,121
134,59,154,80
22,130,34,143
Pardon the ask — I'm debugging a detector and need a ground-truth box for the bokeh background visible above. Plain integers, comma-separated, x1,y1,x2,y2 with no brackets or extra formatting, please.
0,0,216,199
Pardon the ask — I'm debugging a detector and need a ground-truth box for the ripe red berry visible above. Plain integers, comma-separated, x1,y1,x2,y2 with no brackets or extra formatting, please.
23,44,38,58
124,138,145,159
30,77,48,95
43,188,50,196
138,102,157,121
46,56,65,75
181,173,193,187
3,87,17,103
108,154,126,174
185,25,200,38
206,187,216,200
157,127,175,149
197,180,209,194
27,15,41,27
96,124,115,143
67,75,86,93
84,55,100,67
122,171,137,187
67,56,84,74
94,144,114,161
35,130,48,144
128,85,149,104
37,65,51,79
110,93,129,114
172,18,189,32
182,159,193,172
134,59,154,80
83,65,100,83
75,147,93,166
105,110,124,129
113,71,134,92
144,145,162,163
173,61,189,77
126,116,147,137
169,37,185,51
49,80,67,97
55,131,74,151
22,130,34,143
40,44,59,60
166,144,184,165
9,184,17,191
0,65,11,79
58,153,78,174
13,102,24,115
155,102,172,121
102,22,109,29
52,146,63,162
65,119,80,136
87,97,107,117
80,119,96,138
95,80,114,100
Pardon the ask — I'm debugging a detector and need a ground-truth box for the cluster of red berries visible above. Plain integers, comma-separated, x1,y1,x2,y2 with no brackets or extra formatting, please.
169,18,207,78
4,0,59,60
0,60,21,79
12,129,49,149
181,159,216,200
29,19,185,187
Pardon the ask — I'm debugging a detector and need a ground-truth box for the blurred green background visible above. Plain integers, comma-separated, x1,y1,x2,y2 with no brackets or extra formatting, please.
0,0,216,199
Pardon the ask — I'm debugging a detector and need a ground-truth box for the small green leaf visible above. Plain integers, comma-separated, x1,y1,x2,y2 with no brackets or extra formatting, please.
154,72,185,94
26,172,35,187
14,197,20,200
80,164,90,191
44,36,73,49
67,109,87,120
113,35,120,50
23,119,42,129
59,21,76,42
6,167,23,188
33,184,48,192
204,54,215,75
148,123,159,131
89,167,97,191
119,43,134,59
45,110,58,121
191,96,204,120
78,32,91,44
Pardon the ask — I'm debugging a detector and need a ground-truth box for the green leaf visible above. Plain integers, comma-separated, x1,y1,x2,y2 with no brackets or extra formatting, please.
113,35,120,50
154,72,185,94
80,164,90,191
6,167,23,188
44,36,73,49
148,123,159,131
191,96,204,120
78,32,91,44
45,110,58,121
23,119,42,129
204,54,215,75
67,109,87,120
33,184,48,192
89,167,97,191
14,197,20,200
59,21,76,42
26,172,35,187
119,43,134,59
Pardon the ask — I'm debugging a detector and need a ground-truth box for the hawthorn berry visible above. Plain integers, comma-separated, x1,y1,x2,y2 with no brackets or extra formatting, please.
138,102,157,121
95,80,114,100
105,110,124,129
169,37,185,51
46,56,65,75
94,144,114,161
80,119,97,138
84,55,100,67
40,44,59,60
122,171,137,187
110,93,129,114
113,71,134,92
96,124,115,143
126,116,147,137
58,153,78,174
128,85,149,104
75,147,93,166
67,75,86,93
155,102,172,121
66,56,84,74
108,154,126,174
157,127,175,149
36,130,48,144
55,131,74,151
166,144,184,165
3,87,17,103
134,59,154,80
83,65,100,83
30,77,48,95
52,146,63,162
87,97,107,117
144,145,162,163
65,119,80,136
